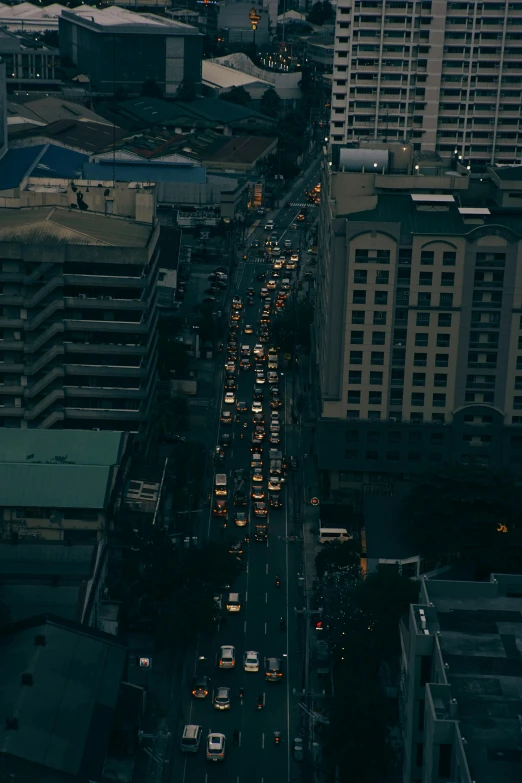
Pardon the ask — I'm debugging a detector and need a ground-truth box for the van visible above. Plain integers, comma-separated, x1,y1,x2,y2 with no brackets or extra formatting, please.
319,527,352,544
226,592,241,612
214,473,227,496
181,724,203,753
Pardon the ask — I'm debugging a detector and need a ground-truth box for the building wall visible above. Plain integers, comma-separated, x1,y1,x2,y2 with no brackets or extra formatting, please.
330,0,522,168
1,506,106,542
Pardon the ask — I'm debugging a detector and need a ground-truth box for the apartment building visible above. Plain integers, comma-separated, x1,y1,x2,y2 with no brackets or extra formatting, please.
315,145,522,485
330,0,522,169
0,205,160,434
400,573,522,783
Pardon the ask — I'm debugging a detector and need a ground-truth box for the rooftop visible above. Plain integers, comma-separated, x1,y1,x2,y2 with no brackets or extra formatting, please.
488,165,522,181
424,578,522,783
62,5,200,34
0,614,126,780
0,429,127,509
117,96,275,129
206,135,277,165
0,143,89,190
83,159,207,184
20,118,127,154
363,482,418,561
0,205,154,247
202,60,273,90
7,96,114,130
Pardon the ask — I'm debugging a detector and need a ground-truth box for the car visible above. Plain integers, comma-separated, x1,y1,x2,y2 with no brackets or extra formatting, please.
213,498,227,517
253,387,264,401
219,645,235,669
265,656,283,681
267,279,277,290
253,412,265,426
235,511,248,527
234,492,248,507
247,287,255,296
291,222,298,230
270,421,280,433
290,253,299,263
271,411,280,421
284,239,292,249
270,398,283,409
181,724,203,753
259,332,269,343
253,343,264,356
224,378,236,391
267,372,279,385
251,239,260,248
270,385,281,397
260,287,268,298
275,300,285,310
270,493,282,509
221,410,233,424
244,324,253,334
240,358,250,370
273,258,283,270
268,476,281,492
254,502,268,517
252,486,265,501
229,320,239,330
255,371,265,385
231,311,241,322
206,732,226,762
236,401,248,413
252,467,264,482
264,220,275,230
232,296,242,309
281,279,291,291
224,392,235,404
192,675,210,699
220,433,232,447
254,523,268,542
260,315,270,325
252,400,263,413
244,651,260,672
251,452,263,468
213,686,231,710
270,433,281,445
272,245,281,255
229,540,244,558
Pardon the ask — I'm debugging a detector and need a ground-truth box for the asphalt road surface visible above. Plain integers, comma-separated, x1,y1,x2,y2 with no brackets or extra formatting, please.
170,164,321,783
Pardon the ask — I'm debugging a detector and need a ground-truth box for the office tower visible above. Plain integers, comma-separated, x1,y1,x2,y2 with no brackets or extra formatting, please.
315,148,522,487
0,205,160,436
400,573,522,783
330,0,522,169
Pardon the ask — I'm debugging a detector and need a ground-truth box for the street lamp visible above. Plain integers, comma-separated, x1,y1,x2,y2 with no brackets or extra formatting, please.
249,7,261,49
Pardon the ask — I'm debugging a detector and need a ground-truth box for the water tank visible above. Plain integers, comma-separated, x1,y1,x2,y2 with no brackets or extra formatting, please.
338,148,389,173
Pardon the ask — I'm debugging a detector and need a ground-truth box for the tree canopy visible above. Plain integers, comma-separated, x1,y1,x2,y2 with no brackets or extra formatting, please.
404,465,521,572
260,87,282,117
220,86,252,107
315,540,361,580
176,78,197,102
272,299,314,353
307,0,334,25
141,78,163,99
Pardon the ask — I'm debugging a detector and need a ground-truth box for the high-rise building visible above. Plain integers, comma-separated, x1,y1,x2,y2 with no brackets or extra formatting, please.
315,145,522,487
330,0,522,169
400,572,522,783
0,205,160,436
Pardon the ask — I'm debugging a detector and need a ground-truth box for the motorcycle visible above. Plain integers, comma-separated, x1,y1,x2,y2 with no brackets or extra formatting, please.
280,617,285,631
274,730,281,745
275,576,281,588
256,695,264,710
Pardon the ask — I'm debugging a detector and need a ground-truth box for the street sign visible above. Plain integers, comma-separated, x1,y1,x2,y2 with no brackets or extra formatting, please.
310,497,319,506
139,657,152,669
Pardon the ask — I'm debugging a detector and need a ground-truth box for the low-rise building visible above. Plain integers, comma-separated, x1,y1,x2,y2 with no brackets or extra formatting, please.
0,29,61,92
0,429,129,542
203,53,301,104
401,573,522,783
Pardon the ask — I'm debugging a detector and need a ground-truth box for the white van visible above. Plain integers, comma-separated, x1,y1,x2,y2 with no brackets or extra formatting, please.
318,528,352,544
214,474,227,496
226,592,241,612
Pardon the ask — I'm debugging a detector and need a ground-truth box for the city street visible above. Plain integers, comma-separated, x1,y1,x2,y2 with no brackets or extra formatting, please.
168,167,321,783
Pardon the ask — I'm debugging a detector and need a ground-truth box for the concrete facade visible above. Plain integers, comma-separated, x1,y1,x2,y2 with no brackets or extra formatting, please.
330,0,522,169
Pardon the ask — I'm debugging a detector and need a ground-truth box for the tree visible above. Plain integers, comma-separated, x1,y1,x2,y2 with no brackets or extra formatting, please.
220,86,252,107
272,299,314,353
315,540,361,580
260,88,282,117
404,465,521,571
176,78,197,102
307,0,334,25
141,78,163,99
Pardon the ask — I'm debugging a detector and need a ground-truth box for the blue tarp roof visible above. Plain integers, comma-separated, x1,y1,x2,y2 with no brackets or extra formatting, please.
0,144,88,190
82,161,207,184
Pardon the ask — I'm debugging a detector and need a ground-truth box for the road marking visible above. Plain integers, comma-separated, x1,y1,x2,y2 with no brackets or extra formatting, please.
264,622,267,634
265,592,268,603
262,733,265,749
265,563,269,574
244,620,247,633
245,590,248,602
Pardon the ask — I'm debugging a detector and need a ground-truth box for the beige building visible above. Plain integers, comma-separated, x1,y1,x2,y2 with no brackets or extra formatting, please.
330,0,522,169
400,573,522,783
315,146,522,485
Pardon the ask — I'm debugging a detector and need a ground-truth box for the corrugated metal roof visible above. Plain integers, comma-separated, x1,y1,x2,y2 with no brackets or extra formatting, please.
0,463,113,508
33,144,88,179
0,429,125,465
0,145,44,190
82,160,207,184
202,60,272,89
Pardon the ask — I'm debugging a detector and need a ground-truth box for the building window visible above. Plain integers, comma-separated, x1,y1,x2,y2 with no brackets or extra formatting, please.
412,372,426,386
376,270,389,284
418,292,432,307
420,250,434,265
372,331,386,345
349,370,362,384
370,371,383,385
415,332,428,346
351,331,364,344
373,311,386,324
411,392,425,406
387,451,400,461
374,291,388,305
438,744,452,778
414,352,427,366
433,373,447,387
352,310,365,324
432,412,445,423
399,248,412,264
354,248,390,264
348,390,361,404
436,333,450,347
411,412,424,423
438,313,452,327
409,431,422,445
429,452,442,463
345,450,359,459
441,272,455,286
443,251,456,265
408,451,421,461
346,410,360,420
435,353,448,367
350,350,363,364
354,269,368,283
416,312,430,326
433,393,446,407
353,290,367,304
371,351,384,365
346,431,359,444
369,391,382,405
368,410,381,421
366,450,379,460
390,389,403,405
419,271,433,285
439,292,453,307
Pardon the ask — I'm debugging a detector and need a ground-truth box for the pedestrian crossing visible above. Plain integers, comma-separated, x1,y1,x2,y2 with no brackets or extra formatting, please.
245,257,270,264
289,202,318,208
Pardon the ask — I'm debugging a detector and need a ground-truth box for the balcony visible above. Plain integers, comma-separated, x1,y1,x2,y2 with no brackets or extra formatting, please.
24,388,64,420
65,407,145,421
64,297,146,310
467,361,497,369
63,319,148,333
63,386,145,398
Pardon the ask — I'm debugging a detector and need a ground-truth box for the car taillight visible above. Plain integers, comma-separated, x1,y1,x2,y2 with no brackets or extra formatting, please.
219,660,223,665
204,690,208,696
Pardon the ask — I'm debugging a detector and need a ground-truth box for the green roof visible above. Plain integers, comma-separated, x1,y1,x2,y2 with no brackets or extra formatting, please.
0,429,126,509
117,96,275,128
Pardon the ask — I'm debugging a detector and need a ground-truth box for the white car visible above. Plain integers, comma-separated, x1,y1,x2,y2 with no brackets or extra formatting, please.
244,650,260,672
219,645,235,669
224,392,236,404
255,371,265,385
252,401,263,413
253,344,264,357
267,279,277,290
268,476,281,492
264,220,274,230
290,253,299,263
206,732,226,762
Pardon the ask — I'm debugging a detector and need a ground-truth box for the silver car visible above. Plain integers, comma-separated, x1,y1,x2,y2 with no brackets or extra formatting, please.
213,686,231,710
